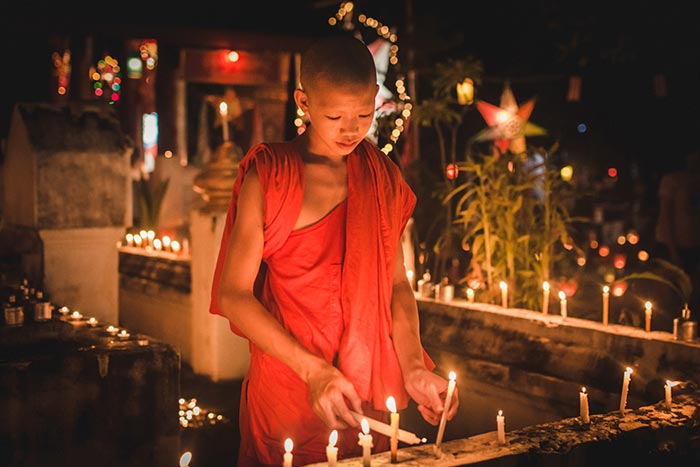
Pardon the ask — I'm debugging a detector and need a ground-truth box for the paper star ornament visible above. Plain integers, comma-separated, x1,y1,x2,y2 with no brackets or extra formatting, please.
473,83,546,154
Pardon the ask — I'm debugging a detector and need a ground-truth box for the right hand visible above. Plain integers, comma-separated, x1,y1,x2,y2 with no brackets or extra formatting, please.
306,363,363,430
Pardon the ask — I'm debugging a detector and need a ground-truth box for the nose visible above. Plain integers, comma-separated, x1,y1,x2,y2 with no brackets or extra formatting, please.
340,118,360,136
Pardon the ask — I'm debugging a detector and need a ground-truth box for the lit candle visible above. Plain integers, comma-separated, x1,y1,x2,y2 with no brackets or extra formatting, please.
219,101,229,142
325,430,338,467
147,230,155,248
171,240,181,254
350,411,424,444
59,306,70,316
70,310,83,320
559,291,567,319
664,380,678,411
117,329,130,339
162,235,171,252
125,233,134,247
620,367,633,414
500,281,508,308
579,387,590,424
87,317,98,327
387,396,399,463
358,418,373,467
153,238,162,251
602,285,610,325
106,325,119,335
283,438,293,467
466,287,475,303
434,371,457,453
496,410,506,444
645,301,653,332
134,235,143,248
542,281,550,315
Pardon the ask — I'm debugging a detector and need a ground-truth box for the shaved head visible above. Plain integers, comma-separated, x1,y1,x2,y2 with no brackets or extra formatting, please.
300,35,377,94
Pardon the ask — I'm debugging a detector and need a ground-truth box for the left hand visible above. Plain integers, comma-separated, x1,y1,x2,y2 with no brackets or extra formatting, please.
403,367,459,425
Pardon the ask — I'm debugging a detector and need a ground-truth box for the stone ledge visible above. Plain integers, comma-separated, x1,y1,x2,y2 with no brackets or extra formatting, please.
305,390,700,466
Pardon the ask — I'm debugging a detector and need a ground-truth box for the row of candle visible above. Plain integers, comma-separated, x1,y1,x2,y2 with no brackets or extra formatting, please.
279,367,683,466
123,230,184,254
462,281,659,332
58,306,131,339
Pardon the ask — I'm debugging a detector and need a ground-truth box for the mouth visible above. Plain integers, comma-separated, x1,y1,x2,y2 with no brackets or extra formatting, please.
336,140,357,150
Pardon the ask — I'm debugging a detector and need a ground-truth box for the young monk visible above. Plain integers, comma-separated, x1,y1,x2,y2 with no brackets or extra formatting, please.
210,35,459,466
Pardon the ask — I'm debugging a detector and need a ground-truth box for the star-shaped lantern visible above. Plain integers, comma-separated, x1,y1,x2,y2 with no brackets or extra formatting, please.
473,83,546,155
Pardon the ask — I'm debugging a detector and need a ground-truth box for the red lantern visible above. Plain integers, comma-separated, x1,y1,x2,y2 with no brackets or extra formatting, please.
445,163,459,180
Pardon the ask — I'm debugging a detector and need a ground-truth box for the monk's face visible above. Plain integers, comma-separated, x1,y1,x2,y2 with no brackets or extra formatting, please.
295,78,378,158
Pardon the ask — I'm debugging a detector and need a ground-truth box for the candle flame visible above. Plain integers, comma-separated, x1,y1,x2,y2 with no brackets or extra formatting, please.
498,409,503,417
284,437,293,453
179,451,192,467
558,291,566,300
361,418,369,434
467,287,474,297
329,429,338,447
386,396,397,413
603,285,609,293
499,281,508,291
666,380,679,388
645,301,652,311
219,101,228,115
625,367,633,376
448,371,457,381
581,387,587,394
543,281,550,291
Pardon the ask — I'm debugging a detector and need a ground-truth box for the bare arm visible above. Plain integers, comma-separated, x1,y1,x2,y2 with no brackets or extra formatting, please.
216,167,361,428
390,240,459,425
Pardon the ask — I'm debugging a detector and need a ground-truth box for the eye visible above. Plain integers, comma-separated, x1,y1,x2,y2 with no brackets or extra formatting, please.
326,116,341,121
359,113,373,119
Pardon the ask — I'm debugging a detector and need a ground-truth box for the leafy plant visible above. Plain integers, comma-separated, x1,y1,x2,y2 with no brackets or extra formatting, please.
618,258,693,308
134,174,170,229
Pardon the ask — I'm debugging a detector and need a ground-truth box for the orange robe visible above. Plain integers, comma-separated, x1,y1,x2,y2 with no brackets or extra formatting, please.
210,139,434,465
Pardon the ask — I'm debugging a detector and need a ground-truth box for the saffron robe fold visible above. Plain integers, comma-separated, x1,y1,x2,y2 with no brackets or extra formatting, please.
209,139,434,463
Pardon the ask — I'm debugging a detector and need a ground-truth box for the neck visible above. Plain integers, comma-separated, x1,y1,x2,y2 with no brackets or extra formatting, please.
294,133,347,167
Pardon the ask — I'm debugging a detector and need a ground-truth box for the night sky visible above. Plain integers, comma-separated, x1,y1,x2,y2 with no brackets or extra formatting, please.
1,0,698,174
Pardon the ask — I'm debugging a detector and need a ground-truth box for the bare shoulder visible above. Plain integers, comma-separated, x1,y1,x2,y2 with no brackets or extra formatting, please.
237,165,264,221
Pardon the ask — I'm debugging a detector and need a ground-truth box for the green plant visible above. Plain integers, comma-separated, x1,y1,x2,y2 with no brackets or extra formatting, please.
134,174,170,229
618,258,693,309
446,145,585,308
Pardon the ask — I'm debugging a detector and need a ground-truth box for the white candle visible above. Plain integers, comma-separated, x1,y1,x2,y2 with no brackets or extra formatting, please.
387,396,399,463
466,287,475,303
496,410,506,444
162,235,171,252
171,240,181,254
645,301,653,332
558,291,567,318
219,101,229,142
579,387,590,424
620,367,633,413
326,430,338,467
500,281,508,308
153,238,162,251
358,418,373,467
283,438,293,467
350,412,424,444
134,235,143,248
434,371,457,452
665,380,678,411
602,285,610,325
126,233,134,247
542,281,550,315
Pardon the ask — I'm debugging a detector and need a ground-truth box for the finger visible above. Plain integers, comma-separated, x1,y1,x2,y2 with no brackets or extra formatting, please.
317,399,339,429
429,383,444,412
418,404,440,426
333,393,359,428
341,382,364,415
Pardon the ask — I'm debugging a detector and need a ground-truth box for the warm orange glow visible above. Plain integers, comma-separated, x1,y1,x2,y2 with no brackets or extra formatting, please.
613,254,626,269
638,250,649,261
227,50,240,62
627,231,639,245
445,163,459,180
617,235,626,245
598,245,610,257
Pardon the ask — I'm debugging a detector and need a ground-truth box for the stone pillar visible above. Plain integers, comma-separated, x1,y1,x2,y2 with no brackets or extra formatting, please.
190,210,250,381
2,103,132,323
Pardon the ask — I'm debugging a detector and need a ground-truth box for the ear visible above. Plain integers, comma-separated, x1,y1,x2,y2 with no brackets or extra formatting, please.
294,89,309,115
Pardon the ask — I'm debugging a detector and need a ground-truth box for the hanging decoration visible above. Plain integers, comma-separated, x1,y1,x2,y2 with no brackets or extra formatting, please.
317,1,411,157
90,54,122,104
52,50,71,97
473,83,546,155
